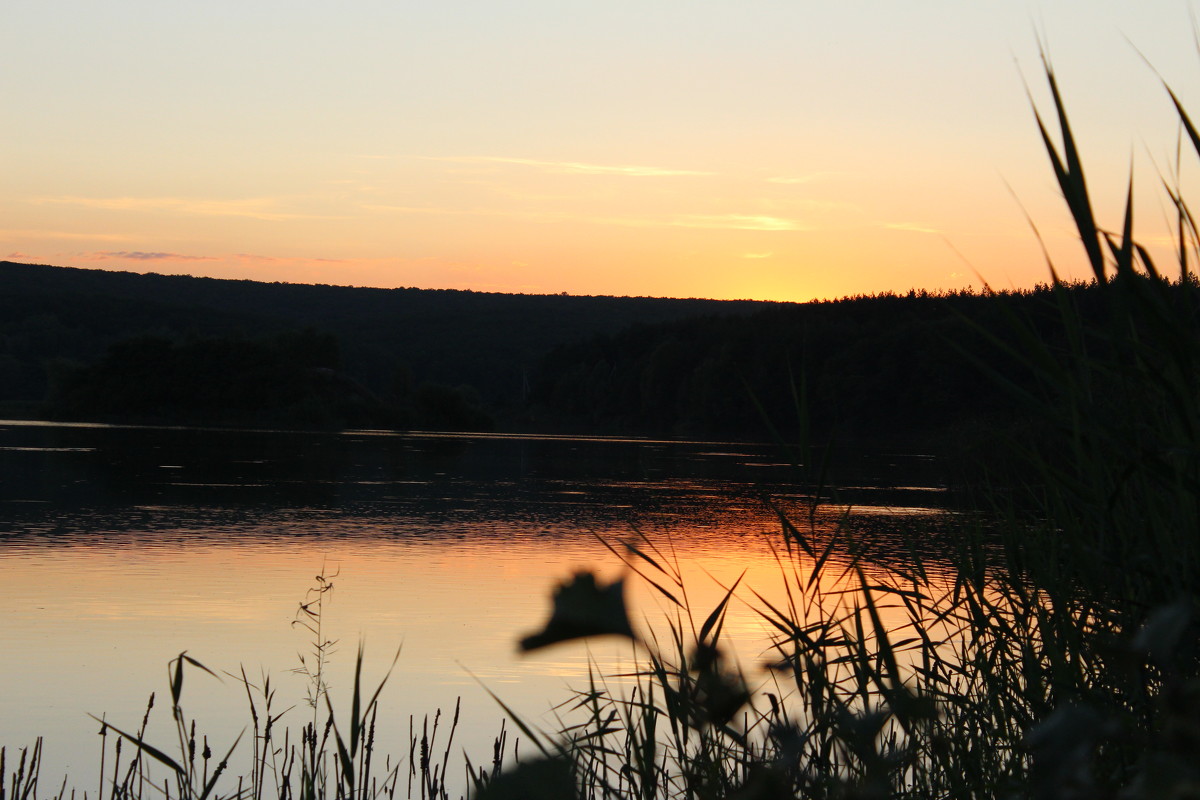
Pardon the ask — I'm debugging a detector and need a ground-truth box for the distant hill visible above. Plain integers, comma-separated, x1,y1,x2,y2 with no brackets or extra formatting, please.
4,261,1178,450
525,281,1179,443
0,261,774,426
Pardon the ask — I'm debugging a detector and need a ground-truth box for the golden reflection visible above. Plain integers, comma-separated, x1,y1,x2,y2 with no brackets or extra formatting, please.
2,447,958,796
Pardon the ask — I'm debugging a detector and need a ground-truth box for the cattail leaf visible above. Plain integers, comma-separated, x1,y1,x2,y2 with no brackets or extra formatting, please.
621,541,668,577
768,499,814,558
638,574,683,608
87,716,185,776
180,654,219,681
1032,61,1105,279
361,645,403,728
350,641,363,756
1166,84,1200,161
324,693,355,788
170,655,184,707
466,669,553,758
698,572,743,646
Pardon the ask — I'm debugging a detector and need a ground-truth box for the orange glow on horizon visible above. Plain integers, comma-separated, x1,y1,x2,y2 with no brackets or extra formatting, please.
5,5,1197,303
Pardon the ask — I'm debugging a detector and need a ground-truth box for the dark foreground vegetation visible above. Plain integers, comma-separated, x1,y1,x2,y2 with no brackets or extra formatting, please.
5,60,1200,800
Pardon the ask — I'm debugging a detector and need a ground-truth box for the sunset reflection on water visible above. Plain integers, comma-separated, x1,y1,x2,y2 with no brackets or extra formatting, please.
1,421,955,793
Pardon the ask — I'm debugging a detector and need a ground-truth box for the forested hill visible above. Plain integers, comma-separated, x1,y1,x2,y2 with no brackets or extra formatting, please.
0,261,772,426
7,261,1159,443
526,283,1147,442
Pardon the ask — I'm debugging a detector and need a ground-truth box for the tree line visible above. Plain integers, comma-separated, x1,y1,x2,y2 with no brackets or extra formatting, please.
525,281,1189,446
7,261,1188,445
0,261,766,427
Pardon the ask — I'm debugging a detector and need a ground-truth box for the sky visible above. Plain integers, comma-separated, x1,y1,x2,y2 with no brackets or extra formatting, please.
4,2,1200,302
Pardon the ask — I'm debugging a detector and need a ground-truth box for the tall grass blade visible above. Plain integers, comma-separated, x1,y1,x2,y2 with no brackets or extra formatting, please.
87,717,186,778
698,572,743,646
1031,60,1106,279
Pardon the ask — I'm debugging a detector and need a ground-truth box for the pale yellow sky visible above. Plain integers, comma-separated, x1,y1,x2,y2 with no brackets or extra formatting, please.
4,2,1199,301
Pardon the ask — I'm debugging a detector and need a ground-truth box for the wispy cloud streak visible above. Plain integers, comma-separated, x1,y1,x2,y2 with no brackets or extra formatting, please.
767,171,843,185
430,156,712,177
662,214,805,231
0,229,134,242
885,222,941,234
34,196,341,221
362,203,805,231
87,251,218,262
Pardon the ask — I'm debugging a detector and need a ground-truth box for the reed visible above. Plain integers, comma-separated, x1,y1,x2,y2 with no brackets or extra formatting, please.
293,563,339,733
1,569,513,800
499,55,1200,799
6,44,1200,800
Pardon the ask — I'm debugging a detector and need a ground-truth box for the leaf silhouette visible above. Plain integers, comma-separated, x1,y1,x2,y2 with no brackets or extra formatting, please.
520,572,636,651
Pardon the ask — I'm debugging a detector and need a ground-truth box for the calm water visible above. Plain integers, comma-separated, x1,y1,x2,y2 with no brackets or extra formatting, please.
0,420,953,792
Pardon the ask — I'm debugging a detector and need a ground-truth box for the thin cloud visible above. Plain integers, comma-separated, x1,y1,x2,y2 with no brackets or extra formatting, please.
323,178,388,195
885,222,941,234
794,198,858,212
742,252,775,259
430,156,712,178
361,203,579,225
0,228,133,242
229,252,350,264
584,213,806,231
363,203,806,231
767,171,843,185
74,251,353,267
89,251,218,262
34,195,341,222
667,215,805,232
360,203,461,215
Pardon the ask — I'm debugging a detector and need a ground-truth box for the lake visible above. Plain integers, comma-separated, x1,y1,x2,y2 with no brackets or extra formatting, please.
0,420,955,794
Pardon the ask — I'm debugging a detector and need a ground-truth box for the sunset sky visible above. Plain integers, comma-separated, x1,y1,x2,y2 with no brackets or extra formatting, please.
5,2,1199,302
